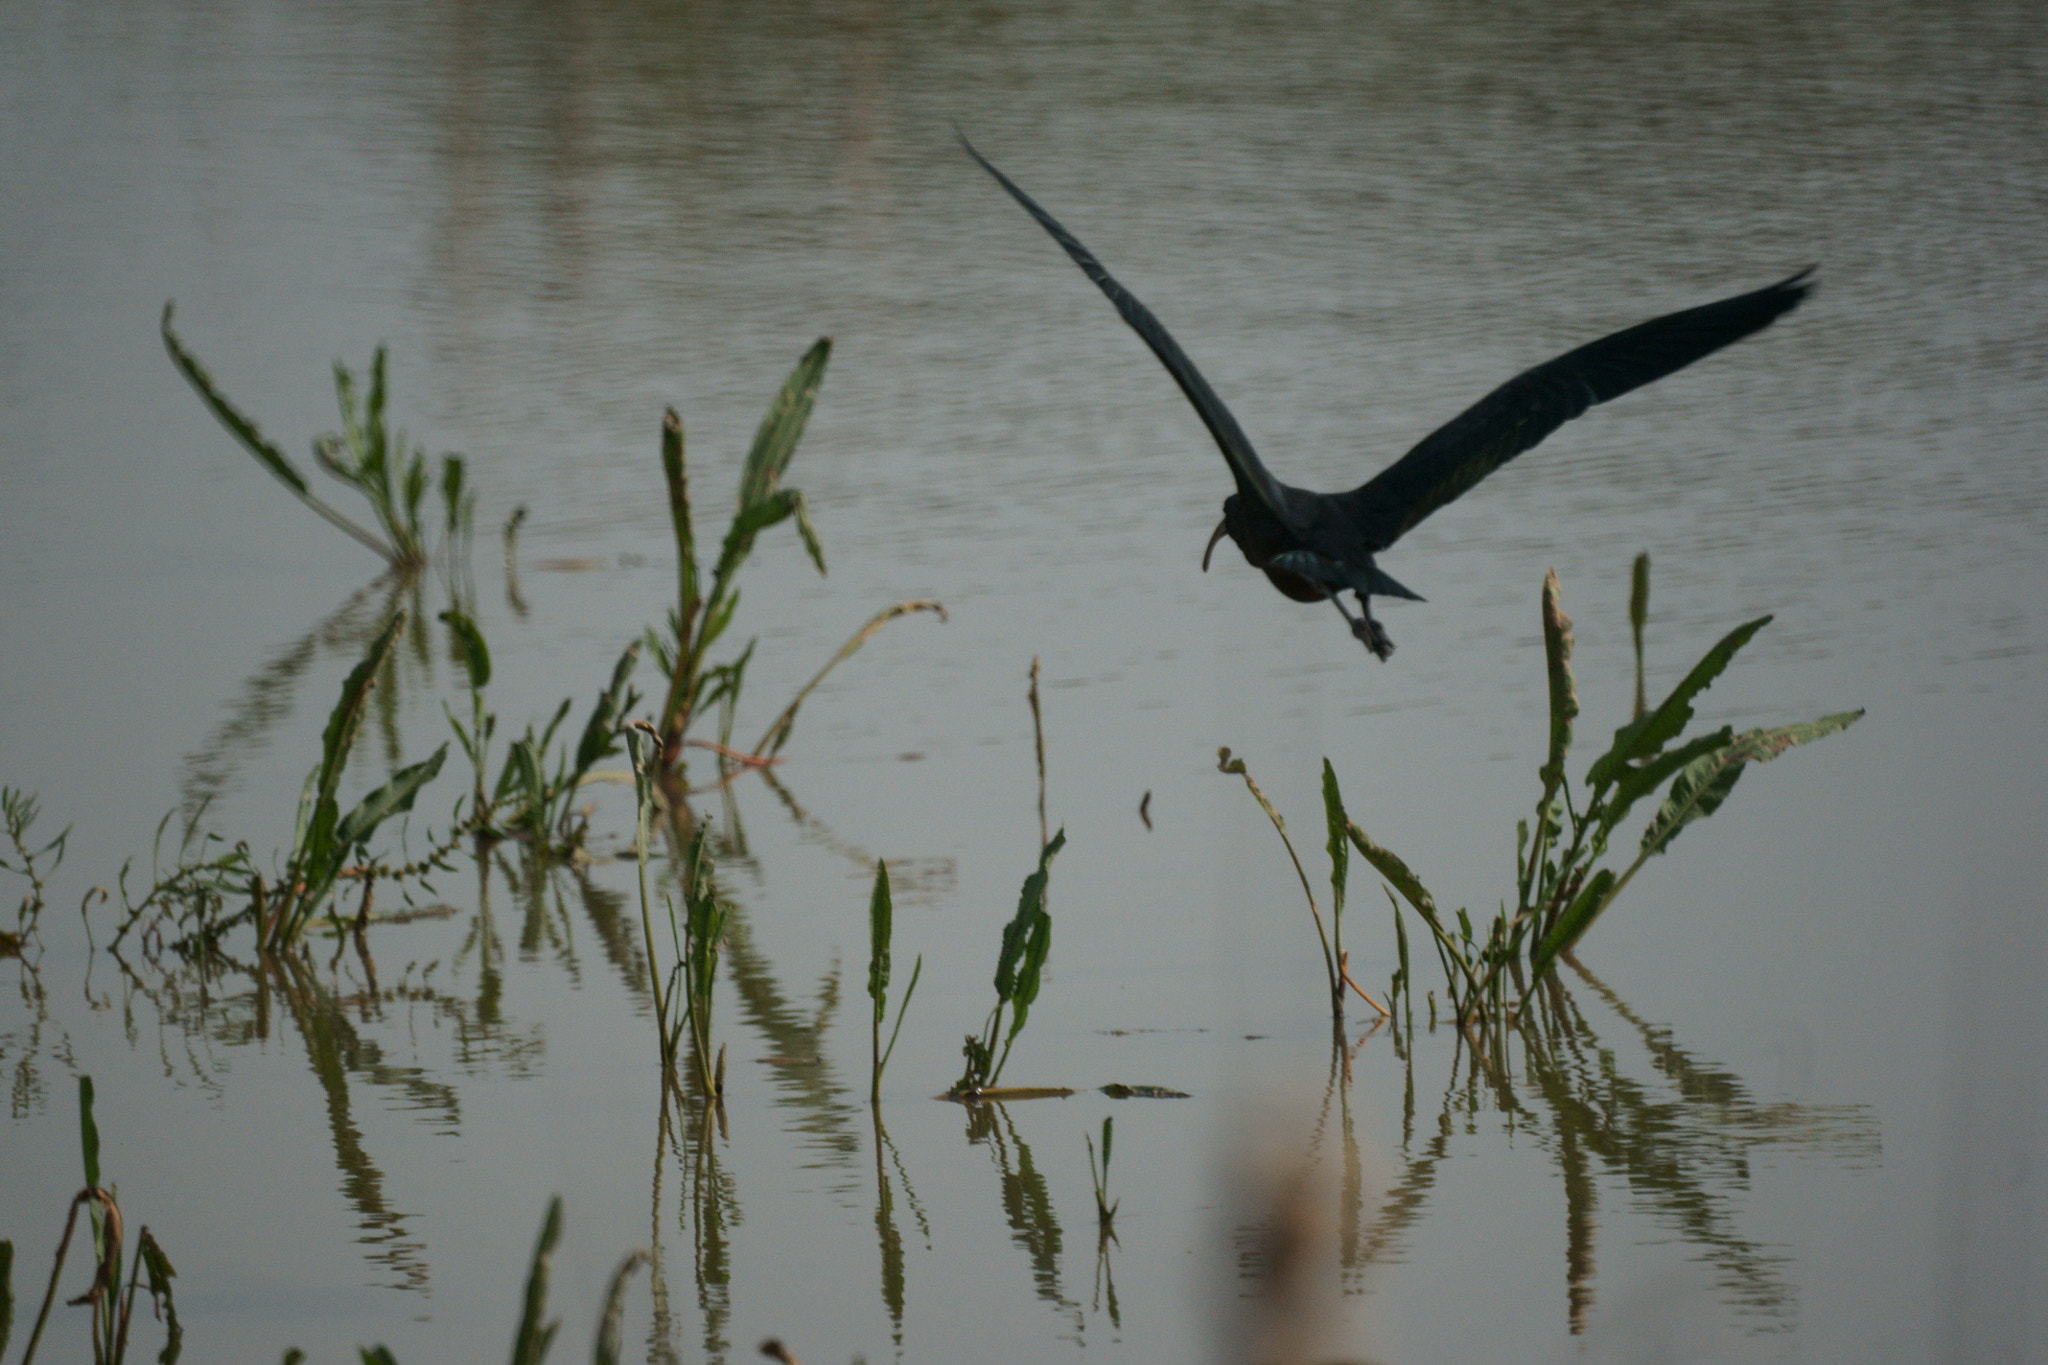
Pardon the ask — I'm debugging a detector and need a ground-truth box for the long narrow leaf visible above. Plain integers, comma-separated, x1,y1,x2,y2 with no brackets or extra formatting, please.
1585,614,1771,790
1639,711,1865,858
161,304,397,561
1321,760,1350,919
739,338,831,510
333,744,448,850
1524,867,1617,990
867,859,893,1019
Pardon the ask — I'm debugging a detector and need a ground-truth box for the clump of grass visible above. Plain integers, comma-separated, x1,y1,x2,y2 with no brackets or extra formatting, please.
161,305,471,574
865,859,922,1105
1333,555,1863,1027
259,611,448,949
1,786,69,938
950,829,1065,1098
15,1076,181,1365
441,609,640,857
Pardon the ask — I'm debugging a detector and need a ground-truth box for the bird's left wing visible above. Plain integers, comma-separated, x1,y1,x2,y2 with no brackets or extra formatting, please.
961,135,1298,523
1335,268,1815,549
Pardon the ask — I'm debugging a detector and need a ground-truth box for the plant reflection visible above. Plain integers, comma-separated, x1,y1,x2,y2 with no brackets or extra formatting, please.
1352,964,1878,1336
965,1100,1085,1334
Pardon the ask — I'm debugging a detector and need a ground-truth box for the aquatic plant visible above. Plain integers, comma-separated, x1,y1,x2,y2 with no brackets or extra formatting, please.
865,858,922,1105
259,611,449,949
14,1076,181,1365
1,786,68,938
441,609,641,856
1215,751,1388,1024
161,304,471,574
644,345,943,794
627,726,728,1106
1087,1115,1120,1232
1328,555,1863,1026
108,613,453,956
951,829,1065,1097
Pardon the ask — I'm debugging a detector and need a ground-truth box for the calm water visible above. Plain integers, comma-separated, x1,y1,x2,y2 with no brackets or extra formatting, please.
3,1,2043,1362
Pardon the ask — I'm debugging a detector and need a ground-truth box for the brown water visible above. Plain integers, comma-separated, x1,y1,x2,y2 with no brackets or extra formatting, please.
3,1,2043,1362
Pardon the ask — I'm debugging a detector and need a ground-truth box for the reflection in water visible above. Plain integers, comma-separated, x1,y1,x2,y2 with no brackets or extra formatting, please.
1357,967,1878,1338
966,1100,1084,1336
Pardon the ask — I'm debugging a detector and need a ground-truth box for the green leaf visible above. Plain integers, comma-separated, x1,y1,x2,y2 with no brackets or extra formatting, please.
739,338,831,511
160,304,311,497
333,745,447,851
316,613,408,817
510,1199,564,1365
1602,726,1733,833
1639,710,1864,858
1537,568,1579,805
1526,867,1618,987
1585,613,1771,790
867,859,893,1018
78,1074,101,1189
1629,551,1651,718
1321,760,1349,918
438,609,491,692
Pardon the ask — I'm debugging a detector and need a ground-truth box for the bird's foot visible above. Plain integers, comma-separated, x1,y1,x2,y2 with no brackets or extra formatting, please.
1333,592,1396,661
1352,614,1395,661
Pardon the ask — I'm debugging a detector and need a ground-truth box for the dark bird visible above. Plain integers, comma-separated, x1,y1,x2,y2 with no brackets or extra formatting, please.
961,137,1813,659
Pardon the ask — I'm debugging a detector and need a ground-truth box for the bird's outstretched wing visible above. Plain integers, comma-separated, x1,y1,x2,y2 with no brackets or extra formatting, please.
1336,268,1815,549
960,135,1298,523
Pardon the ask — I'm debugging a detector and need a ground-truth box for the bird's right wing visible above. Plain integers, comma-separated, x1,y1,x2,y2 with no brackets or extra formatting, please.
1335,268,1815,549
961,136,1300,523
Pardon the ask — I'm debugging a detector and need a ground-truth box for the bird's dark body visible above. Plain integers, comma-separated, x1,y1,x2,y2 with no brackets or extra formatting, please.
962,136,1814,660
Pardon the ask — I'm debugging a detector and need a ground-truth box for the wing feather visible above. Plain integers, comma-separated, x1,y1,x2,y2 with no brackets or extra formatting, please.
961,136,1299,521
1338,268,1815,547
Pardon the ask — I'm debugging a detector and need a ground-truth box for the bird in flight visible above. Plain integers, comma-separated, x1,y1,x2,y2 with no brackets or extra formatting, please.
961,136,1813,659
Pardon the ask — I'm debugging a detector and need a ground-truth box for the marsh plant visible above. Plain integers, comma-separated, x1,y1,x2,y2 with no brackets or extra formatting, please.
950,830,1065,1098
1,786,69,938
1236,556,1862,1028
12,1077,182,1365
441,608,641,857
110,612,453,957
627,727,731,1107
161,305,472,575
865,858,923,1104
644,344,943,798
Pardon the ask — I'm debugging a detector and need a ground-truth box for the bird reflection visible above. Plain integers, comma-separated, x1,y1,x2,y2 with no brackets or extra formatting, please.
963,137,1812,659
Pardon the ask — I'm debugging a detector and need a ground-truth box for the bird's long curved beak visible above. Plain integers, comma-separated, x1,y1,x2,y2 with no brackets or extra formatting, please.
1201,519,1229,572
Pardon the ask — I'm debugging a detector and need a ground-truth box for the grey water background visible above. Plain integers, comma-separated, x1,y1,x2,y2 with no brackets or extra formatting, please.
2,1,2043,1361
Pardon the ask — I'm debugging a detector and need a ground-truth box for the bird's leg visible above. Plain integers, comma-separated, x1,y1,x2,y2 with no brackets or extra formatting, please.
1330,591,1394,661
